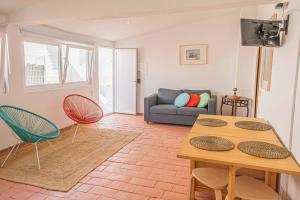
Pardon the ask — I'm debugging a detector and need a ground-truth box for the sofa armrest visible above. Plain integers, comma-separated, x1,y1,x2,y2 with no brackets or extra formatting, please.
144,94,158,122
208,95,217,115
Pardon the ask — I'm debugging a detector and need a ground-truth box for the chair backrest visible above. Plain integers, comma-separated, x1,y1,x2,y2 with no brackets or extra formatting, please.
0,105,60,142
63,94,103,124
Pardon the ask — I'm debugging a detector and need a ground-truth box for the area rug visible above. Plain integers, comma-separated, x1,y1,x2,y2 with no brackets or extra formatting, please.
0,126,140,191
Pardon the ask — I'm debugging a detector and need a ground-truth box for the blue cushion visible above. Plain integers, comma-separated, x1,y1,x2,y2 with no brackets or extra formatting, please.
174,93,190,107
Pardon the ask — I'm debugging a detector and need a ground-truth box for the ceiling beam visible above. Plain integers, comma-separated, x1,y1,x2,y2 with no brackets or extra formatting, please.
8,0,278,25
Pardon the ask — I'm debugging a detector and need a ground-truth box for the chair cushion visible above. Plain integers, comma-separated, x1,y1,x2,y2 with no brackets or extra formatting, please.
150,104,177,115
186,94,200,107
177,107,208,116
198,93,210,108
174,93,190,107
184,89,211,96
158,88,183,104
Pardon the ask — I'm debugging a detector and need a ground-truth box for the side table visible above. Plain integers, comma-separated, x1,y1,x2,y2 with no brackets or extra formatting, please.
220,96,250,117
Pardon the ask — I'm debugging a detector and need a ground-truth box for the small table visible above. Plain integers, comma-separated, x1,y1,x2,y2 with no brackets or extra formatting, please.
220,96,250,117
177,114,300,200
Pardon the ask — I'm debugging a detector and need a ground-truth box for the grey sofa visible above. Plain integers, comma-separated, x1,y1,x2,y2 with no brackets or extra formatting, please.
144,88,217,126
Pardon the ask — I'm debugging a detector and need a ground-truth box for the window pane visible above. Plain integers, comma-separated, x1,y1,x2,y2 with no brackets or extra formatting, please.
66,47,88,83
0,37,2,66
99,47,114,114
24,42,60,86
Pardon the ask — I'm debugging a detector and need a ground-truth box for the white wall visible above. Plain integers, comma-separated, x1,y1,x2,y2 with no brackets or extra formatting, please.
0,25,113,150
256,1,300,199
257,2,300,150
0,14,6,25
116,10,256,114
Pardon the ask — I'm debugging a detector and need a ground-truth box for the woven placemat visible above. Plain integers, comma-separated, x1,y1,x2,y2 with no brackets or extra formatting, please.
238,141,290,159
190,136,235,151
196,118,228,127
235,121,272,131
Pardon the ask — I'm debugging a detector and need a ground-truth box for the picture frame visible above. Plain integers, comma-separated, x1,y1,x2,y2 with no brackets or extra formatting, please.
260,47,274,91
179,44,208,65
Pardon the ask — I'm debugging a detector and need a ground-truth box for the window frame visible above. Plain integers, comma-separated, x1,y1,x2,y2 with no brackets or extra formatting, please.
23,38,62,91
62,43,94,86
22,36,95,92
0,32,8,95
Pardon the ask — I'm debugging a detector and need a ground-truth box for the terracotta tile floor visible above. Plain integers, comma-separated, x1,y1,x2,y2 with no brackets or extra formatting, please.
0,114,214,200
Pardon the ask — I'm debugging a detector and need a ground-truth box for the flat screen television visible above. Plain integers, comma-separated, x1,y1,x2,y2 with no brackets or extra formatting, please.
241,18,283,47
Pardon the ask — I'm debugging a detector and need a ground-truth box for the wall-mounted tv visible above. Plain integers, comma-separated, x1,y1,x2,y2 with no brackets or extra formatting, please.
241,18,283,47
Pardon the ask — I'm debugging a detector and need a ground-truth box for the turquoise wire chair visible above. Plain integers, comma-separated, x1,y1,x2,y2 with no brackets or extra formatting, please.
0,105,60,169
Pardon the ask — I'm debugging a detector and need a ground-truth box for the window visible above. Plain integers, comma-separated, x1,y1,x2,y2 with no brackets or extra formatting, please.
65,47,89,83
24,42,60,86
0,36,2,66
0,36,3,92
23,38,94,89
0,34,10,94
99,47,114,114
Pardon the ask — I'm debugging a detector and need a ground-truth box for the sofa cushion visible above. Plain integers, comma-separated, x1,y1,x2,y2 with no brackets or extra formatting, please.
158,88,183,104
177,107,208,116
186,94,200,107
184,89,211,97
150,104,177,115
174,92,190,107
198,93,210,108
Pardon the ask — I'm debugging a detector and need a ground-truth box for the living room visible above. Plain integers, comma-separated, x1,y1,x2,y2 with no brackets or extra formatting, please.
0,0,300,200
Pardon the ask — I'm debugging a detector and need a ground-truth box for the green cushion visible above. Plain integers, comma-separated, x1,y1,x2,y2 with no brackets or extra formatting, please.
198,93,210,108
174,93,190,107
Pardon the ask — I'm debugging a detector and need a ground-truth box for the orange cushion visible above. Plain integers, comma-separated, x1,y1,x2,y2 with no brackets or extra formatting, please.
186,94,200,107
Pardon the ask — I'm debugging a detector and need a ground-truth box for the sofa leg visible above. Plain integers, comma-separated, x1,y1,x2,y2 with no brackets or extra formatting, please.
147,121,150,124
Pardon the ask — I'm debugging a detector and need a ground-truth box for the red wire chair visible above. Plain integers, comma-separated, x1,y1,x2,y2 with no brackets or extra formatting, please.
63,94,104,142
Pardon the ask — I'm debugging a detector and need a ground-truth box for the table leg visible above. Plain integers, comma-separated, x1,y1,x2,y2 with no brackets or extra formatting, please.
265,172,277,191
189,160,196,200
246,105,249,117
227,166,236,200
234,102,238,116
220,103,223,115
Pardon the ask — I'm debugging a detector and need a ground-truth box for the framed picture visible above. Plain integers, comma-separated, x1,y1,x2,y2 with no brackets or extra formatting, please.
260,47,274,91
180,44,208,65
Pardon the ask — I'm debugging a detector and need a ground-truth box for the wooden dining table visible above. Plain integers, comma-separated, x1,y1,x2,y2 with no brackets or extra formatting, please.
177,114,300,200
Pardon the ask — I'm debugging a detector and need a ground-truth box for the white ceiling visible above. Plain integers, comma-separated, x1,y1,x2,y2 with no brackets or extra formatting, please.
47,8,239,41
0,0,38,14
2,0,277,41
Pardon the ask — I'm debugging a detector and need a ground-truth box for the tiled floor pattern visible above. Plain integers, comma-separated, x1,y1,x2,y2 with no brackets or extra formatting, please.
0,114,214,200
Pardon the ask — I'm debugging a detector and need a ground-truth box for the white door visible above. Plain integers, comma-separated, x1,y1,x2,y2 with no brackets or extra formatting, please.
115,48,137,114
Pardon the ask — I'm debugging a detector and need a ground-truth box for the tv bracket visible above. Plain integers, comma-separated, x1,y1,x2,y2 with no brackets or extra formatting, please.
275,2,290,35
281,14,289,35
254,16,289,43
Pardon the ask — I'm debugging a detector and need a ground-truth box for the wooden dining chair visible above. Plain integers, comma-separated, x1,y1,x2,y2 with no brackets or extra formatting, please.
226,176,278,200
190,168,228,200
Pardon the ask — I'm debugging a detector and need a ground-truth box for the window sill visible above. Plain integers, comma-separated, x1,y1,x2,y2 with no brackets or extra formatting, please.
24,82,91,93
